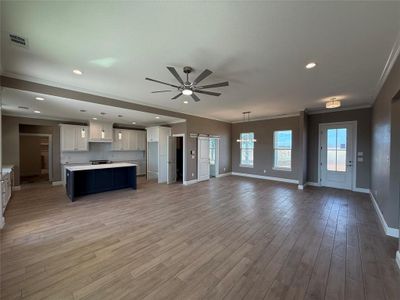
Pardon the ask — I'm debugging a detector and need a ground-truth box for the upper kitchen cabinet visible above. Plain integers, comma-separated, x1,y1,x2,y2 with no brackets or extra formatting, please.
60,124,89,152
112,129,146,151
89,121,113,142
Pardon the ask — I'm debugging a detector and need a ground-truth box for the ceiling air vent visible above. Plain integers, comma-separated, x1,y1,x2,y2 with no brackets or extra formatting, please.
9,33,29,48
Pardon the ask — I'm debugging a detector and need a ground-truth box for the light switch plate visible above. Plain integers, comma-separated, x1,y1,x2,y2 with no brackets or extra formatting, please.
357,152,363,156
357,157,363,162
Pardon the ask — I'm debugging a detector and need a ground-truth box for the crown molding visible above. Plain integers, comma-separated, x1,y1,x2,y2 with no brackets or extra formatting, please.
375,31,400,99
232,113,300,124
307,104,372,115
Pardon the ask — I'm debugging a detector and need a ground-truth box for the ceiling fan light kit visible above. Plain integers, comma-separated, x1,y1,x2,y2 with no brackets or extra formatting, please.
146,66,229,102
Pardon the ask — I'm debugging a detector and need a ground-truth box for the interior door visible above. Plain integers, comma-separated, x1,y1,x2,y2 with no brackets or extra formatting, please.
320,123,354,190
167,136,176,184
197,137,210,182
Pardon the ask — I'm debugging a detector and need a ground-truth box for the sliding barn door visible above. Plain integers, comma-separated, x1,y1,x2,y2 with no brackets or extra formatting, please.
197,137,210,182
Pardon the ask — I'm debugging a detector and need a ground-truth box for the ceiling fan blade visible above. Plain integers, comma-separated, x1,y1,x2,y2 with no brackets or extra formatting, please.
171,93,183,100
151,90,172,93
193,69,213,85
196,81,229,89
145,77,179,88
191,93,201,102
167,66,184,85
194,89,221,96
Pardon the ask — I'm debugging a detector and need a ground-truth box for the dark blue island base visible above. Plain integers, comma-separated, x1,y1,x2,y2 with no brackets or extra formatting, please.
66,166,137,201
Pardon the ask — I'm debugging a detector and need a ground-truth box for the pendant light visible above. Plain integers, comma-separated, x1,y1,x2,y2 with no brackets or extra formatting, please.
236,112,257,143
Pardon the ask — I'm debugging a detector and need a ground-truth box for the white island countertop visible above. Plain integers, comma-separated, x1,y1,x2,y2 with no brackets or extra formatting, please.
65,162,137,171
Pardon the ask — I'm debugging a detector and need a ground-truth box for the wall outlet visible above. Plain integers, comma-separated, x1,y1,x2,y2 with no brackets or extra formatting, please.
263,170,266,173
192,173,194,177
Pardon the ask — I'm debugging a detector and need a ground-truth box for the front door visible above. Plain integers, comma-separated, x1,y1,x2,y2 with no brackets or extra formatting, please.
167,136,176,184
197,137,210,182
320,122,355,190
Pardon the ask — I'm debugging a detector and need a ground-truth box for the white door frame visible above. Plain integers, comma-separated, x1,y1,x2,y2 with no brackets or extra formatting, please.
19,133,53,181
197,136,210,182
318,121,357,191
210,137,220,177
172,134,186,182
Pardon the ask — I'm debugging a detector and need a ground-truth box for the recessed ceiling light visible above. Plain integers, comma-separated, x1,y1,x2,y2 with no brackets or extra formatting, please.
155,116,160,119
305,62,317,69
92,117,97,120
132,122,136,125
182,89,193,96
35,97,44,101
73,69,83,75
34,110,41,114
183,100,189,104
118,115,123,118
80,109,86,112
100,112,106,115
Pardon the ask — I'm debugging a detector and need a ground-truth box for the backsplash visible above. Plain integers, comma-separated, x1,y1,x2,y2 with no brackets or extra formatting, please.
60,142,145,164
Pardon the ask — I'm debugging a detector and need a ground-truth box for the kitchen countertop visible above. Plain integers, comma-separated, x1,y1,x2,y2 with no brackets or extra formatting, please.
65,162,137,171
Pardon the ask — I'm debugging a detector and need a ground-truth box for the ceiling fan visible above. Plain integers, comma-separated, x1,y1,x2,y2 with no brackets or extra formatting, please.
145,66,229,102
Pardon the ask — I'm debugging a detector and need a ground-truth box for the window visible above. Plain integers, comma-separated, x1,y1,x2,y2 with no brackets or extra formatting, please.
209,138,216,165
274,130,292,170
240,132,255,167
327,128,347,172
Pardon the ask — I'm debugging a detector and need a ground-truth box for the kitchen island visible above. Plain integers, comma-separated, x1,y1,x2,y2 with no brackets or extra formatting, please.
65,163,137,201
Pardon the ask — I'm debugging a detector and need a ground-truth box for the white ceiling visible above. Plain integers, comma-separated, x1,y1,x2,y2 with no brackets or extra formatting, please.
2,88,185,126
1,1,400,122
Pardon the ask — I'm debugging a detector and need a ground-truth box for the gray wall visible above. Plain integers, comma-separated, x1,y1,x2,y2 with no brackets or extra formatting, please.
231,116,300,181
2,116,62,186
298,111,308,186
307,108,372,189
371,54,400,229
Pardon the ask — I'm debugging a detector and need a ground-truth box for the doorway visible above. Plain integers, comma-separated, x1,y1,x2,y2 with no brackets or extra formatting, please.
209,137,219,178
19,133,52,185
167,134,185,184
319,122,356,190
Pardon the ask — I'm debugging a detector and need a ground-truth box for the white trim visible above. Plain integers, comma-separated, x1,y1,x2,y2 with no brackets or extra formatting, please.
183,179,198,185
172,133,187,183
0,217,4,230
376,30,400,98
52,181,63,186
318,121,357,191
369,191,400,238
216,172,232,178
396,251,400,271
239,164,254,168
232,172,299,184
352,187,370,194
232,113,300,123
12,185,21,191
305,182,320,187
298,184,304,190
307,104,372,115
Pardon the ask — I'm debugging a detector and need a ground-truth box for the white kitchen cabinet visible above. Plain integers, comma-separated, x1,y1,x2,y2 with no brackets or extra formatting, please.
89,121,113,142
60,124,89,152
137,131,146,151
146,127,159,142
111,129,146,151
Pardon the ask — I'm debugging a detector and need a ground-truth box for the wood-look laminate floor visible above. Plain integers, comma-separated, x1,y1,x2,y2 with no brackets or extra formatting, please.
1,176,399,300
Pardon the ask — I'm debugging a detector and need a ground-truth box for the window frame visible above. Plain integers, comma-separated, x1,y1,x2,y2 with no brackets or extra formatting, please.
239,132,255,168
273,130,292,171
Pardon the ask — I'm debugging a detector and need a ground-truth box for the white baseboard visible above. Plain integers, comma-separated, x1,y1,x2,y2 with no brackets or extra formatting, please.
353,187,370,194
298,184,304,190
52,181,64,186
396,251,400,271
305,182,320,187
12,185,21,191
0,217,4,230
183,179,198,185
216,172,232,178
369,191,400,238
231,172,299,184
